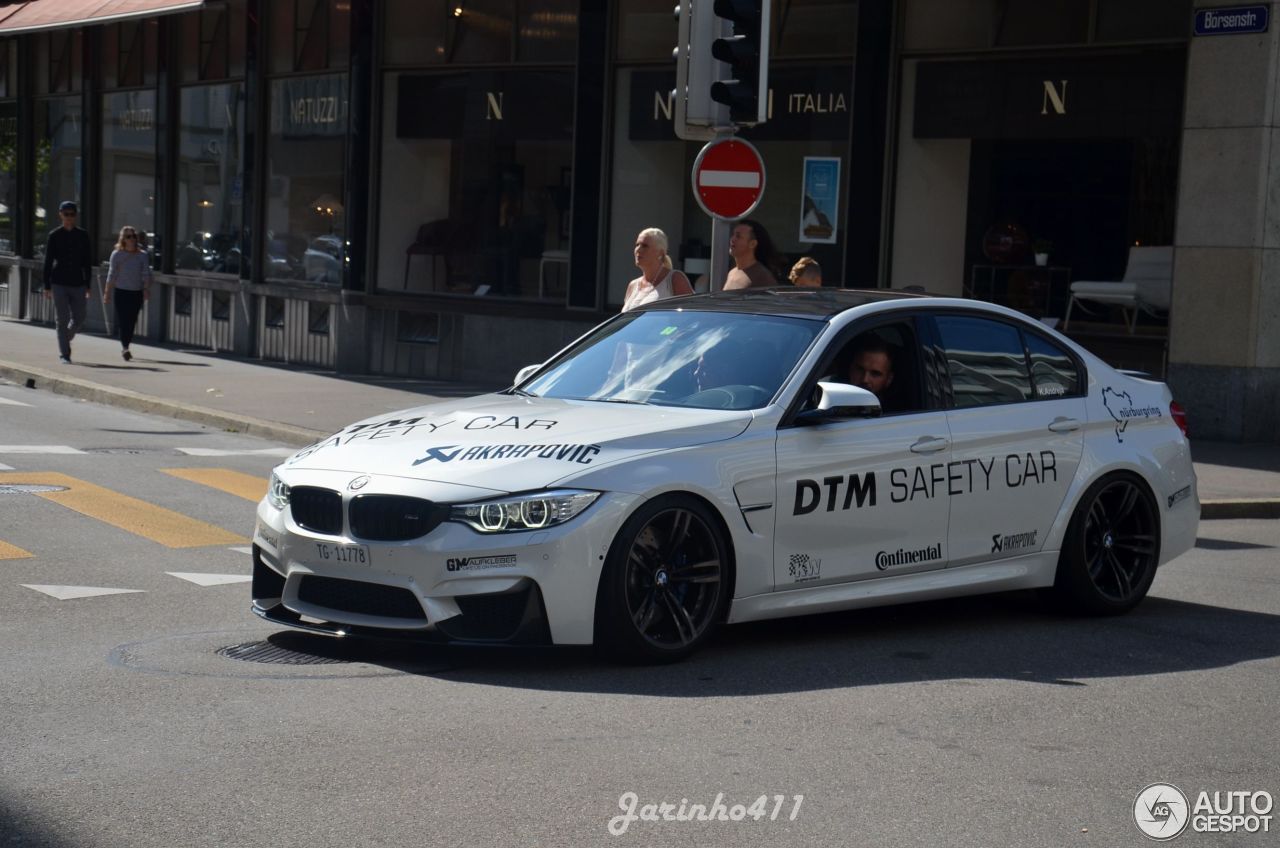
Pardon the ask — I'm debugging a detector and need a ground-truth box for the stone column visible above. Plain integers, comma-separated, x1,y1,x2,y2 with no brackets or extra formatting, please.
1168,3,1280,442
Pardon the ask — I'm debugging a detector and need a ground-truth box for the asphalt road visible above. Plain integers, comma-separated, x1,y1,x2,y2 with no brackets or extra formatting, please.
1,379,1277,848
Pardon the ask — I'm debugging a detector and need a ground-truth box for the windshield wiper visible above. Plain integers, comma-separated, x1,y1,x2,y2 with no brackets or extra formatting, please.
589,397,650,405
506,387,538,398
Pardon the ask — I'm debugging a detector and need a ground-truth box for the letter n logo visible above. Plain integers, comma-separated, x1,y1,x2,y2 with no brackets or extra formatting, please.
1041,80,1067,115
485,92,504,121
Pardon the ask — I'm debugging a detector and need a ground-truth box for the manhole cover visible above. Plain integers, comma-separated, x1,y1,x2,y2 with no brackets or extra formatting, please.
218,640,350,665
0,484,69,495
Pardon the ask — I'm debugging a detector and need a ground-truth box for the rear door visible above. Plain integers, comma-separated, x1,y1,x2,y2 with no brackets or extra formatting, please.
928,313,1086,567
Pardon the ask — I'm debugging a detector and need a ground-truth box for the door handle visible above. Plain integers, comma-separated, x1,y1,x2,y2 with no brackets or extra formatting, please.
1048,417,1082,433
910,436,950,454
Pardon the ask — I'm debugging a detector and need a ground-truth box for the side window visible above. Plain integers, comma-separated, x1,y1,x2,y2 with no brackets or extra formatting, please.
1025,332,1081,399
935,315,1032,408
818,320,926,415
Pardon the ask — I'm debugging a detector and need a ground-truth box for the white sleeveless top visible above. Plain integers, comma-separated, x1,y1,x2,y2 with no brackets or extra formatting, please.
622,268,686,312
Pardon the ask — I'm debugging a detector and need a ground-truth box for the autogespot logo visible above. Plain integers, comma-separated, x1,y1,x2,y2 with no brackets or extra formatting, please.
1134,783,1190,840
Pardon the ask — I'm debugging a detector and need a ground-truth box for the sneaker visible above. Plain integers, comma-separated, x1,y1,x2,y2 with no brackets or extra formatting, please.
122,349,133,362
59,355,71,364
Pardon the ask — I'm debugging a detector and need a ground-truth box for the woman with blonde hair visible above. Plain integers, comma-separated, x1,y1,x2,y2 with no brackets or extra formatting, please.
789,256,822,288
102,225,153,361
621,227,694,312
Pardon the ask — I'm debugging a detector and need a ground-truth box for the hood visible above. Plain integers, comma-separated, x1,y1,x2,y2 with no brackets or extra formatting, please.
282,393,751,493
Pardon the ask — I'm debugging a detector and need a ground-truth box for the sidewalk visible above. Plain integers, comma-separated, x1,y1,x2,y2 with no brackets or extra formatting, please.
2,317,1276,519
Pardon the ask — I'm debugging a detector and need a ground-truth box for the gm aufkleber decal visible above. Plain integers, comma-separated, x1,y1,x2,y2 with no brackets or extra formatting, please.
792,452,1058,516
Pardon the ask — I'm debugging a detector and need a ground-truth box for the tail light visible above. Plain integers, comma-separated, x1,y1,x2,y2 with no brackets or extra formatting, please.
1170,401,1189,438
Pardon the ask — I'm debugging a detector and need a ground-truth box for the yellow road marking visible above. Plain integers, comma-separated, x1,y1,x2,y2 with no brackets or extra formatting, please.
0,539,33,560
0,472,247,548
159,468,268,503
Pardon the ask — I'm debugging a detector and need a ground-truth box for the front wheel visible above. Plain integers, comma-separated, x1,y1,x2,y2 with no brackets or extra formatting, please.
1052,473,1160,615
594,495,731,663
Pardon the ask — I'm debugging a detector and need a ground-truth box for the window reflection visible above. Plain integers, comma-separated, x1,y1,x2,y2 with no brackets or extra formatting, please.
100,90,158,264
0,102,15,254
33,97,82,257
177,84,245,275
266,74,347,283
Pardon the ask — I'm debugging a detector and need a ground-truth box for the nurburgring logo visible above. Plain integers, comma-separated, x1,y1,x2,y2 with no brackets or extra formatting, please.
1134,783,1189,840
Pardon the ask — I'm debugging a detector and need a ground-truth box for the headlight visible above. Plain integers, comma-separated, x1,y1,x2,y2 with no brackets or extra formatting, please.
450,490,599,534
267,470,291,510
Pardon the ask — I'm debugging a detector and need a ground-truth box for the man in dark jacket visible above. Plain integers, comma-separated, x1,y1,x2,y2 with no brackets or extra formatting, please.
43,200,93,363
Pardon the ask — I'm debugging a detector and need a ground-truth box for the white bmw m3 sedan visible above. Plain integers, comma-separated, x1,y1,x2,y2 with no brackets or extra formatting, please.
251,288,1199,662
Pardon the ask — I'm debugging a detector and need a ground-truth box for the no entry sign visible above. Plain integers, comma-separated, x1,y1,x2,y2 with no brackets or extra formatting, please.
692,138,766,221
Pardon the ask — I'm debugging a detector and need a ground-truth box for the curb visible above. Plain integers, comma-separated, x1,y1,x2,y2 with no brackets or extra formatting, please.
1200,499,1280,520
0,360,326,448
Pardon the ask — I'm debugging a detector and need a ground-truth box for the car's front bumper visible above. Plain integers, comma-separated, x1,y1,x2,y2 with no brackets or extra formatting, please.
251,478,640,646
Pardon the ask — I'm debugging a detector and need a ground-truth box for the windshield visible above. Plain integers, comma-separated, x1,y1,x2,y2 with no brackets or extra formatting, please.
522,310,822,410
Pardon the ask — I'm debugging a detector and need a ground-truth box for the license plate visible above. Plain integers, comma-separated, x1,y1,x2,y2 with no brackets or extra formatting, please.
312,542,371,566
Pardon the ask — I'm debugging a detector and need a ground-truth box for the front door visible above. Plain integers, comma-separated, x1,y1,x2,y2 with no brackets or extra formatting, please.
773,317,951,589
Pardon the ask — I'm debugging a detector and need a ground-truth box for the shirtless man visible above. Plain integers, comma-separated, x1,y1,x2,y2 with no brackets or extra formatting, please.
723,219,779,290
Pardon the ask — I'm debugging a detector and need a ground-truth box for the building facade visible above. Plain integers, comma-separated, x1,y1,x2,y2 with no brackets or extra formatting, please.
1,0,1277,441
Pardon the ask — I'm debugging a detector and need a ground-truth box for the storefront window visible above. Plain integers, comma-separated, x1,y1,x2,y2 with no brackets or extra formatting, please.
384,1,577,65
100,90,159,264
103,20,159,89
33,98,82,256
0,102,15,254
376,70,574,299
176,84,246,275
607,64,853,303
270,0,350,74
35,30,81,95
266,73,348,283
616,0,857,61
179,0,247,83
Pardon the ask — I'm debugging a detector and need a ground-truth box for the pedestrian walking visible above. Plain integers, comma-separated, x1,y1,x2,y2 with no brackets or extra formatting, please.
789,257,823,287
621,228,694,312
42,200,93,364
102,226,153,362
723,219,783,290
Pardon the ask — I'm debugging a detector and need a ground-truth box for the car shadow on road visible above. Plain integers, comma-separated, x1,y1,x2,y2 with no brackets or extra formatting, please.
262,593,1280,696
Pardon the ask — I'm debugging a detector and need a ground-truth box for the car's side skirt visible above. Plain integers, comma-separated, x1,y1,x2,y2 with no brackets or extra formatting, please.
726,553,1060,624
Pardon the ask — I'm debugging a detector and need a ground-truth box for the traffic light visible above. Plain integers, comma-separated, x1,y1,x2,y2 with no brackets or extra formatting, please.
709,0,770,125
673,1,724,140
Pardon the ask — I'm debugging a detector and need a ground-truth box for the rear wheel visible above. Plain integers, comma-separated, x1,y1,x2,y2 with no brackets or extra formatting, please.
594,495,730,663
1053,473,1160,614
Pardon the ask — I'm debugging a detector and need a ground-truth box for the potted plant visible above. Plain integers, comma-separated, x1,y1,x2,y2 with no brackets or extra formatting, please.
1032,238,1053,267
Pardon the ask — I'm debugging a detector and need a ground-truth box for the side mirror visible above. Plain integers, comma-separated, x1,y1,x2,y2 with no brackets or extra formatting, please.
796,381,881,425
514,363,542,385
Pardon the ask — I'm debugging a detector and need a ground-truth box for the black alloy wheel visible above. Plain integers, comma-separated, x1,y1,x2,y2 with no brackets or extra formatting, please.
1054,473,1160,614
596,495,730,662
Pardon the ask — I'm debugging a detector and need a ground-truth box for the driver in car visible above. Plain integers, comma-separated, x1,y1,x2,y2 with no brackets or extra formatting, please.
846,338,895,401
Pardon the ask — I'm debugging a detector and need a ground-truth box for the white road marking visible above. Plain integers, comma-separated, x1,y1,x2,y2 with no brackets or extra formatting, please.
0,463,12,471
0,446,86,454
229,546,254,555
22,584,145,600
175,447,294,457
0,397,33,407
698,170,761,188
165,572,253,586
